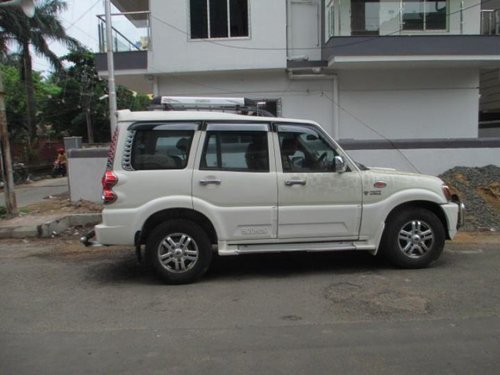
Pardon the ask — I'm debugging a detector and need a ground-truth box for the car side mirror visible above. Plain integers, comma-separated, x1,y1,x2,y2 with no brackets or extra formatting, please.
334,156,347,173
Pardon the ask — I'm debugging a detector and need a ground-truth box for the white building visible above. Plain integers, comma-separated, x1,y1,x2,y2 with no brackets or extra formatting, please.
95,0,500,175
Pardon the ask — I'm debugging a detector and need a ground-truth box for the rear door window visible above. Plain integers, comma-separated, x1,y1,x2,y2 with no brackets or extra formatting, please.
130,123,197,170
200,124,269,172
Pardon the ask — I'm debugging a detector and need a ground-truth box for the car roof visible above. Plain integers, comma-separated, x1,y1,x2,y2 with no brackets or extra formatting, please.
116,110,320,127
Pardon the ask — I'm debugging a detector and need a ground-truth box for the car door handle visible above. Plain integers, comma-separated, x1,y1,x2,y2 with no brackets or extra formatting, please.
199,178,222,186
285,179,306,186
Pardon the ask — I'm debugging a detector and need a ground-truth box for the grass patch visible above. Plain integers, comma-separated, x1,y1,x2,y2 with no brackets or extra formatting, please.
0,205,31,219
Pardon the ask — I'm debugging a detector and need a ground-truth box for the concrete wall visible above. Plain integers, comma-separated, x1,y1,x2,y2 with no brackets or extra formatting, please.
68,149,107,203
347,147,500,175
337,68,480,139
157,70,337,134
149,0,287,73
158,68,481,140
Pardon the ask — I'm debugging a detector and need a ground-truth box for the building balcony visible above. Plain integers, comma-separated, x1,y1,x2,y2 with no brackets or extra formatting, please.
325,0,499,38
94,10,151,92
322,0,500,68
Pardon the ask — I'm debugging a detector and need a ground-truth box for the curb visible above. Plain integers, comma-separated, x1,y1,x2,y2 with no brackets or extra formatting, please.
0,213,102,239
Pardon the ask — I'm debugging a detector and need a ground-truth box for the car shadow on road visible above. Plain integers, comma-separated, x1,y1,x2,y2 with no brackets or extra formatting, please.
83,250,393,285
82,255,159,285
205,251,391,281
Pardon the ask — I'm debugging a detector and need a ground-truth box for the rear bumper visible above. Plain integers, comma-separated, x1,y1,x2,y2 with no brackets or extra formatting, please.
80,230,103,247
80,223,137,247
94,222,136,245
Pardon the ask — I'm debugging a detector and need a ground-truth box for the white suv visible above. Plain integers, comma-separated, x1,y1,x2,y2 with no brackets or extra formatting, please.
82,105,463,284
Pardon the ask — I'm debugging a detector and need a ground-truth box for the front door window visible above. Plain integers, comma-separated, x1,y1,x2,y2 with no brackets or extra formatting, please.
278,125,340,173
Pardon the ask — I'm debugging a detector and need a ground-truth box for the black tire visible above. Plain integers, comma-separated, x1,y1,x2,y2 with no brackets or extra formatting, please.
145,219,212,284
13,171,24,185
380,208,445,269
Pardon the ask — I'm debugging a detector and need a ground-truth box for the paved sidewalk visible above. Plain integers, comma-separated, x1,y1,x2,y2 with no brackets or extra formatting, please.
0,177,69,207
0,177,101,239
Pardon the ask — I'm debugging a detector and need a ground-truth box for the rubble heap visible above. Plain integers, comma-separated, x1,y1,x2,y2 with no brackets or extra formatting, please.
439,165,500,231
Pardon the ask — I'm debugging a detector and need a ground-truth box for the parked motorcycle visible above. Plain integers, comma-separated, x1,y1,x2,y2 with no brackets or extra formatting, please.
0,162,28,185
51,161,67,178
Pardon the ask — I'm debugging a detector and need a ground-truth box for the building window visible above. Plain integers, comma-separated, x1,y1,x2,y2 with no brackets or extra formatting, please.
190,0,249,39
402,0,447,31
351,0,381,36
325,0,336,39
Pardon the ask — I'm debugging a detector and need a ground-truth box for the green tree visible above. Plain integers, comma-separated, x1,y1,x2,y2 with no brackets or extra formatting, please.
0,0,79,142
0,65,26,140
44,48,150,143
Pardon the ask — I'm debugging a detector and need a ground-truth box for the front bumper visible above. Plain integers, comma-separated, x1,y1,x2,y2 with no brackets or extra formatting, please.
452,194,465,229
441,197,464,239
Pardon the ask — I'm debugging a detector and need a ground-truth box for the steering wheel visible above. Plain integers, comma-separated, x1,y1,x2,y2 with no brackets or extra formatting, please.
318,152,327,163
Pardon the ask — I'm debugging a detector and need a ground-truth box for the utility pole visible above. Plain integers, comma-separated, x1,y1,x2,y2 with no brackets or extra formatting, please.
0,73,18,217
104,0,117,133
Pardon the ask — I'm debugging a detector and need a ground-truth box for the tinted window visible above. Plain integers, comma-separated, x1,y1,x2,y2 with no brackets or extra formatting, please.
190,0,208,39
131,130,194,170
210,0,228,38
230,0,248,37
201,131,269,172
190,0,248,39
402,0,446,31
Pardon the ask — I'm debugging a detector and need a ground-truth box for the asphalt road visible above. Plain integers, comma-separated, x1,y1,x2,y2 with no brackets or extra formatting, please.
0,177,68,207
0,237,499,374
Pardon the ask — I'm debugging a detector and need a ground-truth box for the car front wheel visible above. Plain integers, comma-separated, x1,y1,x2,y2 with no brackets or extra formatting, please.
381,208,445,268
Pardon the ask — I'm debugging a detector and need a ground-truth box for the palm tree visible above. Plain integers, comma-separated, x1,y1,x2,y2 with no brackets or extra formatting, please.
0,0,80,141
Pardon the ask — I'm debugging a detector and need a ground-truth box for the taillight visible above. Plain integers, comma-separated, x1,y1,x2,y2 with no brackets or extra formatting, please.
102,171,118,204
102,189,117,204
102,171,118,189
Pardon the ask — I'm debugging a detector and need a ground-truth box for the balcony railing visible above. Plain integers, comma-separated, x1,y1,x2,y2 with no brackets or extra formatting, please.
480,9,500,35
325,0,482,38
97,11,151,53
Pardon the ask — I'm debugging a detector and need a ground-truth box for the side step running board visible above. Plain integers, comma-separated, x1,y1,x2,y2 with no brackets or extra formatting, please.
218,241,374,256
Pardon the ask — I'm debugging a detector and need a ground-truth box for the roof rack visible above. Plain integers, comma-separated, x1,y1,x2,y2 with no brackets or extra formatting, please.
149,96,275,117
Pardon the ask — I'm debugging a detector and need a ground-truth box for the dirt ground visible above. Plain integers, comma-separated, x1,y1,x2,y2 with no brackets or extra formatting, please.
0,193,102,228
452,231,500,245
21,193,102,216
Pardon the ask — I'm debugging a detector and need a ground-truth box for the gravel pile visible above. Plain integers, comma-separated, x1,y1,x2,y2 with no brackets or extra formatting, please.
439,165,500,231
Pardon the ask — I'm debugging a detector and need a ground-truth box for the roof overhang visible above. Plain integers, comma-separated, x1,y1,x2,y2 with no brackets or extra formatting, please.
111,0,148,12
328,55,500,70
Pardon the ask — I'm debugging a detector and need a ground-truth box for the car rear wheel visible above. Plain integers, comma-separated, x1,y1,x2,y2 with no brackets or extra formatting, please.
381,208,445,268
146,219,212,284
